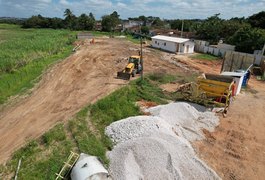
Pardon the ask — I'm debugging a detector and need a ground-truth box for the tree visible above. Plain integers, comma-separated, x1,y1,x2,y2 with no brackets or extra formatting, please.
152,17,164,27
64,9,73,18
196,14,223,43
220,20,250,41
247,11,265,29
110,11,120,28
48,17,64,29
101,15,113,32
227,27,265,53
141,26,149,34
63,9,76,29
101,11,121,32
76,13,95,30
22,15,48,28
138,15,147,25
89,12,95,21
170,19,182,30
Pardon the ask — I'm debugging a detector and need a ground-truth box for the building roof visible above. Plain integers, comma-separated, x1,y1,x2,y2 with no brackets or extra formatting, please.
151,35,190,43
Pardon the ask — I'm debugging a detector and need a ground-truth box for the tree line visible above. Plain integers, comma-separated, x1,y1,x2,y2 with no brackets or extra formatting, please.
169,12,265,53
22,9,96,30
2,10,265,53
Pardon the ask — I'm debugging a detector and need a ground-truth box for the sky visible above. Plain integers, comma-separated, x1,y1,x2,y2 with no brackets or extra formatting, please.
0,0,265,20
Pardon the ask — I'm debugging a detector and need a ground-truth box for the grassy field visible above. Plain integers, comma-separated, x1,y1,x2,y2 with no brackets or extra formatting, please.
0,73,192,179
0,24,75,104
191,53,221,61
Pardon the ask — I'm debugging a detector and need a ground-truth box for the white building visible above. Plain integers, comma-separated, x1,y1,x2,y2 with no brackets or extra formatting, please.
151,35,194,54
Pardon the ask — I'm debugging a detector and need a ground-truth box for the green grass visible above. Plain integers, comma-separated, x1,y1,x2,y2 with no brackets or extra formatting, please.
191,53,221,61
0,24,75,104
69,107,108,164
0,124,74,180
148,73,177,84
0,73,192,179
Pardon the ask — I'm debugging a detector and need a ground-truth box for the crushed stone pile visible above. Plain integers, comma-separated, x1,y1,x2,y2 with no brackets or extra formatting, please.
105,102,221,180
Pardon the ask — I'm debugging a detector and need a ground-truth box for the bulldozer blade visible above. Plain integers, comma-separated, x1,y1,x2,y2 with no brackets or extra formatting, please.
117,71,131,80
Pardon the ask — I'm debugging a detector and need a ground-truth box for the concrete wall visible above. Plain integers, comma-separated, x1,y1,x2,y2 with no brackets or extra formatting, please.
195,41,235,58
222,51,265,72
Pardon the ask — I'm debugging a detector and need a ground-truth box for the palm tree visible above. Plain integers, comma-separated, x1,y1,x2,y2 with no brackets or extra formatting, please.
64,9,73,18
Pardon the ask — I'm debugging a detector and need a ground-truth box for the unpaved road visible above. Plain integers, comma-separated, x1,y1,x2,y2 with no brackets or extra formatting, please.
195,78,265,179
0,38,181,164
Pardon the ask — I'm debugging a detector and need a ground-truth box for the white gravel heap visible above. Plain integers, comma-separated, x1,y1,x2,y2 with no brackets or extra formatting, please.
105,102,221,180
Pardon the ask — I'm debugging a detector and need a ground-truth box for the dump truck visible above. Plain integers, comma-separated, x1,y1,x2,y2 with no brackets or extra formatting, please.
117,56,142,80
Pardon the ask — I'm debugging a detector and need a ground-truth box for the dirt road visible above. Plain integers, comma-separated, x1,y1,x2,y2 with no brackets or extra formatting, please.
195,78,265,179
0,38,181,164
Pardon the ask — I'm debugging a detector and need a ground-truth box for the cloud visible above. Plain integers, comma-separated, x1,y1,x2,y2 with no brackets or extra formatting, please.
59,0,70,6
0,0,264,19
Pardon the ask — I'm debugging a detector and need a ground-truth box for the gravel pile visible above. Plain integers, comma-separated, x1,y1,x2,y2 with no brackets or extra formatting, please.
147,102,219,141
105,102,221,180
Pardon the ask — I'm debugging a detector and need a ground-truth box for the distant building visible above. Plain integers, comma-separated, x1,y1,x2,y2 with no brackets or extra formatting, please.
151,35,195,54
77,32,93,39
122,20,145,32
95,22,102,31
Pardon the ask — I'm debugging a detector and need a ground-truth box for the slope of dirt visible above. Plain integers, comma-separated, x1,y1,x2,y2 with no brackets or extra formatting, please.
160,53,222,74
177,54,222,74
194,78,265,180
0,38,181,164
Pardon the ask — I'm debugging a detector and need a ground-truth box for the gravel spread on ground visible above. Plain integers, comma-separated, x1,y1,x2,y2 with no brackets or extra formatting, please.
105,102,221,180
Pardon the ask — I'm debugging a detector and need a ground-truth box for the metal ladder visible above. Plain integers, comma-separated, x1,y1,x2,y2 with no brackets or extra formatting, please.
55,151,79,180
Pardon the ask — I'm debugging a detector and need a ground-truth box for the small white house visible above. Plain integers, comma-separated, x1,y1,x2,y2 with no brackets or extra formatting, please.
151,35,194,54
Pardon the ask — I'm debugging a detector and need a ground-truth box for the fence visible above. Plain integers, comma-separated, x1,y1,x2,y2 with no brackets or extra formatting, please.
194,43,265,71
195,44,229,58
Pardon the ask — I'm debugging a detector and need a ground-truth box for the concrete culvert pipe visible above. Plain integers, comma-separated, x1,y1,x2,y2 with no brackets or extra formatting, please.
71,153,111,180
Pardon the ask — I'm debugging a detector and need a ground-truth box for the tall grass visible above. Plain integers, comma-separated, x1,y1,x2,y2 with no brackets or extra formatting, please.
0,24,75,104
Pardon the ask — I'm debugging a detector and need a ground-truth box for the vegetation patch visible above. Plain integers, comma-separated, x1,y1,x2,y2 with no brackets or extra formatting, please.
148,73,177,84
191,53,221,61
0,124,74,180
0,24,75,104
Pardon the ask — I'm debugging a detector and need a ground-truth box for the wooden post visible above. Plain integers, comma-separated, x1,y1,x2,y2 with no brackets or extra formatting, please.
14,159,22,180
240,55,245,69
140,37,143,81
220,52,226,73
181,20,184,38
230,53,235,72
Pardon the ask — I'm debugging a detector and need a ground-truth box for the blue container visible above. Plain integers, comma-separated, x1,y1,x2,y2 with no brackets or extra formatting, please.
235,69,250,87
242,71,250,87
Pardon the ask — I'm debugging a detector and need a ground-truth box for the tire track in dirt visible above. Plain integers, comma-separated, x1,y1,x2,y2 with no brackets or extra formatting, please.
0,38,182,164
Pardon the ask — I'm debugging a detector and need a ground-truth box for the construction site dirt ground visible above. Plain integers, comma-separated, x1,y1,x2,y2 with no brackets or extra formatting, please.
0,38,183,164
0,38,264,180
194,78,265,180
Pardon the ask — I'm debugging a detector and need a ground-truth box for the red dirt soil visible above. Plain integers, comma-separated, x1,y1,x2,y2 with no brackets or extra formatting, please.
0,38,181,164
194,78,265,180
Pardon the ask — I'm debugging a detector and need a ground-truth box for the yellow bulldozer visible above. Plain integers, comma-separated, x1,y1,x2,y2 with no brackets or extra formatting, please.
117,56,142,80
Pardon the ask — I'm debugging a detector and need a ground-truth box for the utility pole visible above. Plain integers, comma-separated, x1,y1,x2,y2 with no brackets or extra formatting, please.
261,43,265,56
261,43,265,79
140,36,143,81
180,20,184,38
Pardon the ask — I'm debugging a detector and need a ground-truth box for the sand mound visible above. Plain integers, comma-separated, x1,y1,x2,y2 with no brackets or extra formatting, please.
105,102,221,180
